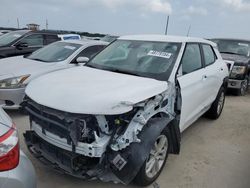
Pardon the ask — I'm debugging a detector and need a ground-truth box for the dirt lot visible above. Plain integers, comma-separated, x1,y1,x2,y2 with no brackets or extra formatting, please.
6,92,250,188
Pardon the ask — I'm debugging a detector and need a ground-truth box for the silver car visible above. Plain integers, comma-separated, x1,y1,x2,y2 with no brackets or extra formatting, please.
0,107,36,188
0,40,108,109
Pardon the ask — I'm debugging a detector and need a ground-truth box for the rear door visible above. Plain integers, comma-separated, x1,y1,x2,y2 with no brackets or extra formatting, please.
177,43,207,131
201,44,222,107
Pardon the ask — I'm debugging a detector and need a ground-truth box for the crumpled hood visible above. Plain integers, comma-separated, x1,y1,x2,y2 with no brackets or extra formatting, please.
26,66,168,115
221,53,249,64
0,56,56,80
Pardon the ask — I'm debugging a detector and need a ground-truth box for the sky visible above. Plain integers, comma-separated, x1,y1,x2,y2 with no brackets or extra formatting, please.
0,0,250,39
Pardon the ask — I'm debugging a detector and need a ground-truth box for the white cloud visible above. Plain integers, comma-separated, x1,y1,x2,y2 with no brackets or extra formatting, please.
218,0,250,11
94,0,172,14
186,6,208,16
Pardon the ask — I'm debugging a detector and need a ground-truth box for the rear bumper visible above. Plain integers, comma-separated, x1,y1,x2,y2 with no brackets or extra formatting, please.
0,151,37,188
0,88,25,109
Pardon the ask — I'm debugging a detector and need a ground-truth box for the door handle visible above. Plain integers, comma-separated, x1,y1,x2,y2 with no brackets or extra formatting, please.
220,68,224,71
202,75,207,80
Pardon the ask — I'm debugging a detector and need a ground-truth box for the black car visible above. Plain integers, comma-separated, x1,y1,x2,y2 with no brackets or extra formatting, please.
212,38,250,95
0,30,61,58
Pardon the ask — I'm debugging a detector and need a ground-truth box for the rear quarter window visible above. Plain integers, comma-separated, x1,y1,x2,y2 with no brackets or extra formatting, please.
202,44,217,66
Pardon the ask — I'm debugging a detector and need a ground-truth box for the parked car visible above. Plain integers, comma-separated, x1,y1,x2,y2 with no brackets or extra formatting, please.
211,38,250,95
23,35,228,186
101,35,119,43
0,40,108,109
0,30,11,36
0,107,36,188
58,34,81,41
0,30,80,59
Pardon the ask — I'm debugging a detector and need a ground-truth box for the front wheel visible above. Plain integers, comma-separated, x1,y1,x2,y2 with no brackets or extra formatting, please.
206,87,225,119
134,128,170,186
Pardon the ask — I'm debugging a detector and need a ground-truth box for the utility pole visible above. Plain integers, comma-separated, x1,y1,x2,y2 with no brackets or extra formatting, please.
17,18,20,29
165,15,170,35
46,19,48,30
187,25,191,37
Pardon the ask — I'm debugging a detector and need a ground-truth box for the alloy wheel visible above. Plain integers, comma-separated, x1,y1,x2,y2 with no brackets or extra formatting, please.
145,135,168,178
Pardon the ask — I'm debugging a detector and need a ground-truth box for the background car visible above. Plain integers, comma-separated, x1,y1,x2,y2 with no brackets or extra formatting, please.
0,107,36,188
0,40,108,109
101,35,119,43
211,38,250,95
0,30,81,59
0,30,11,36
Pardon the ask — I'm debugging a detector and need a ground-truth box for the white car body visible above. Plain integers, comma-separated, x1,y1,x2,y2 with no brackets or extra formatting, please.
23,35,229,185
0,40,108,109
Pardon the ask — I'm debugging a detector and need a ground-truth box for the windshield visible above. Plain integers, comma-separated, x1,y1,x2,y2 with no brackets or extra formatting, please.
87,40,181,80
27,42,81,62
0,30,28,46
213,39,250,57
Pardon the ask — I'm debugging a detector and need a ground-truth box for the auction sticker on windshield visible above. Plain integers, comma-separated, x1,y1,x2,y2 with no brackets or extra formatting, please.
147,50,172,59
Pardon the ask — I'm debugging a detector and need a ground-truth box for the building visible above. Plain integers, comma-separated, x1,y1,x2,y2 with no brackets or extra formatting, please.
26,23,40,31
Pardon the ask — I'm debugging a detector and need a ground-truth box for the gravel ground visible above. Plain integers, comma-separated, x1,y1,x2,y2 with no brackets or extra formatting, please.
6,92,250,188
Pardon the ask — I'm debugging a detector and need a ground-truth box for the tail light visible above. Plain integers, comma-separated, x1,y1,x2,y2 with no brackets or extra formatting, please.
0,124,19,171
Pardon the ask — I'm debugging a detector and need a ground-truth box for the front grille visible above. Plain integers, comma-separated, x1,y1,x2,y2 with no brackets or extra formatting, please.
23,97,100,151
24,131,101,178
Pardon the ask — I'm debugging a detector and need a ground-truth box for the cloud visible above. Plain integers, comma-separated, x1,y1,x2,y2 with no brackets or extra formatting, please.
218,0,250,11
186,6,208,16
86,0,172,14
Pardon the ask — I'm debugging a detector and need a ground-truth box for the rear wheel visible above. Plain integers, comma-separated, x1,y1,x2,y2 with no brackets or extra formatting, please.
206,87,225,119
236,76,249,96
134,128,170,186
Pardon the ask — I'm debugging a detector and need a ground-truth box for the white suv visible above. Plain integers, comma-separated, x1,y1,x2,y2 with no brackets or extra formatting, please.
23,35,229,186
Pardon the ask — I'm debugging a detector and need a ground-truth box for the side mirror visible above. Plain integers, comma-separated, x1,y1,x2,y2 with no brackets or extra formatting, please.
76,56,89,64
16,42,28,49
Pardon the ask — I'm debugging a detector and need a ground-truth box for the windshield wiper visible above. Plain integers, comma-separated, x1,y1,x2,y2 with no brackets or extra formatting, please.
103,67,141,77
85,63,141,76
28,58,49,62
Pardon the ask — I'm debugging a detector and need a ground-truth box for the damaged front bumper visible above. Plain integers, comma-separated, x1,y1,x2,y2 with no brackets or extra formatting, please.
24,117,172,185
22,89,177,185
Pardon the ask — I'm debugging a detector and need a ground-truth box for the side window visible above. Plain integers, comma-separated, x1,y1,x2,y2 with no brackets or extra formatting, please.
181,43,202,75
202,44,217,66
45,35,60,45
78,45,105,59
19,34,44,46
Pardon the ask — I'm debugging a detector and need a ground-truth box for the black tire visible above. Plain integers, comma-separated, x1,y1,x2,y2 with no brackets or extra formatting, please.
236,75,249,96
134,128,171,186
206,87,225,119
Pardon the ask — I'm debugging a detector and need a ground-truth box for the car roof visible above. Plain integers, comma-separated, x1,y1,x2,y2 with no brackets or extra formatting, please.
119,35,216,46
57,39,109,46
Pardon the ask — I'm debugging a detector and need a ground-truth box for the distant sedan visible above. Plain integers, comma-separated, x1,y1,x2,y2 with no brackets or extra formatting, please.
0,40,108,109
